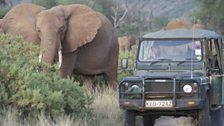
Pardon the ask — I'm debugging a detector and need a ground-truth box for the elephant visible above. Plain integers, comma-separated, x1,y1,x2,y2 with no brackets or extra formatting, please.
0,3,45,44
164,18,193,30
1,3,119,90
118,36,136,52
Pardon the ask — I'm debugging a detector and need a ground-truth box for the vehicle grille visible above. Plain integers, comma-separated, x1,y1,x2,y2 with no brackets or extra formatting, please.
144,79,187,99
144,80,181,92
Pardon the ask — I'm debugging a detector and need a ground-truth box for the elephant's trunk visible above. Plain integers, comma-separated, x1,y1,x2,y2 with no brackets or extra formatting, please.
39,36,61,66
39,50,62,68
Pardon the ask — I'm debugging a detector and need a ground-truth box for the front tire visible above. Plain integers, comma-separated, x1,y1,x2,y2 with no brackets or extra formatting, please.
124,110,136,126
198,95,211,126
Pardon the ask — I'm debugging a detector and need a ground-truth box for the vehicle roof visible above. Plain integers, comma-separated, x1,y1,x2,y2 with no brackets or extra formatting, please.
142,29,221,39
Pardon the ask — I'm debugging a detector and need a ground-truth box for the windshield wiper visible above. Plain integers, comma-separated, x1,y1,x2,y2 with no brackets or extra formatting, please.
177,58,198,66
150,58,173,66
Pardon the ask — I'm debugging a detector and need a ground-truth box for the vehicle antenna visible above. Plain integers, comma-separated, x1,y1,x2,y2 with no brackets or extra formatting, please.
191,17,196,79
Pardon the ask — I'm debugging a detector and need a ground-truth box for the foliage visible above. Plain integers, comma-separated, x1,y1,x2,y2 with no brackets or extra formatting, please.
1,88,124,126
32,0,57,8
57,0,89,5
0,7,10,18
0,34,92,122
93,0,115,20
152,15,169,31
191,0,224,32
31,0,111,13
118,23,142,37
118,50,135,81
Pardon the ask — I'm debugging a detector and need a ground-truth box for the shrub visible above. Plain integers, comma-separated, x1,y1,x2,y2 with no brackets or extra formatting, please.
152,15,169,31
32,0,57,8
118,23,141,37
0,34,92,122
0,7,10,18
57,0,89,5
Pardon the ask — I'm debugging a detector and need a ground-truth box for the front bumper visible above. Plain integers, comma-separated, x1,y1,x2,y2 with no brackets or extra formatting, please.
119,98,203,111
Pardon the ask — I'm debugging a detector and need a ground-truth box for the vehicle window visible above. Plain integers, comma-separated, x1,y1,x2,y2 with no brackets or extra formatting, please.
138,40,202,62
207,39,220,73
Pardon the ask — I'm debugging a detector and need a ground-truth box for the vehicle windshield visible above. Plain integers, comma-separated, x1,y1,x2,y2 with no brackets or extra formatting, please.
138,40,202,62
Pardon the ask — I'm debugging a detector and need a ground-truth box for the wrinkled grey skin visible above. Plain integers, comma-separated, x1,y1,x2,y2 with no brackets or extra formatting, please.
36,5,119,90
1,3,119,90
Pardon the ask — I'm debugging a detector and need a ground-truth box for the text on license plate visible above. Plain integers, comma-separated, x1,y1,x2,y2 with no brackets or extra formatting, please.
145,100,173,108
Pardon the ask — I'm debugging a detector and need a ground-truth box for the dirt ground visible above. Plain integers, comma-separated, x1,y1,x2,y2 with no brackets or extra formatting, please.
154,116,194,126
136,116,194,126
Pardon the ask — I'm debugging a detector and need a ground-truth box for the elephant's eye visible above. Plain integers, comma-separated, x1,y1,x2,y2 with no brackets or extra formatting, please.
59,26,64,32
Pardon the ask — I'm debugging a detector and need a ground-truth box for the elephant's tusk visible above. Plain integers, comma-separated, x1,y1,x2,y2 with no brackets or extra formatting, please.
58,50,62,68
38,53,42,63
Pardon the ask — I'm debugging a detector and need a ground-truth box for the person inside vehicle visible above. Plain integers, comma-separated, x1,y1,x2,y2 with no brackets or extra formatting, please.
147,45,160,60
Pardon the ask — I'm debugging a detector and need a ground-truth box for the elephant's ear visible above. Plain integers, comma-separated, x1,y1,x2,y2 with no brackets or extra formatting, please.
62,8,101,53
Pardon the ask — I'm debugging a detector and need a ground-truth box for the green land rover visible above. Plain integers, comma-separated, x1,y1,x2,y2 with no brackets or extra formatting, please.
119,29,224,126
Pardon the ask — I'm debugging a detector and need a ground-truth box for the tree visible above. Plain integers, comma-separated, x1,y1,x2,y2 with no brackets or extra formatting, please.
57,0,90,5
111,0,128,28
152,15,169,31
0,0,12,7
192,0,224,32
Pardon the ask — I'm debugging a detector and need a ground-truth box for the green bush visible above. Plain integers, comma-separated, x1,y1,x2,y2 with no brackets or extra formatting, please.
0,34,92,122
32,0,57,8
118,23,141,37
152,15,169,31
0,7,10,18
32,0,90,8
57,0,89,5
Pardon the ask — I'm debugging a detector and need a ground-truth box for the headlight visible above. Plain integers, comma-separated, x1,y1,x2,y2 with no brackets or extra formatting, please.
183,84,193,93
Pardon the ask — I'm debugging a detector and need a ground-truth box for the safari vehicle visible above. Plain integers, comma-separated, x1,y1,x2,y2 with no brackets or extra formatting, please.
119,29,224,126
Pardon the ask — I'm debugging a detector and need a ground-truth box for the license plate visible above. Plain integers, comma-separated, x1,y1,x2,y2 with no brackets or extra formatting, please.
145,100,173,108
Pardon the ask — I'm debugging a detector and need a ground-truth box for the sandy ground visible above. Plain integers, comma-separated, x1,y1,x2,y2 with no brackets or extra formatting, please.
154,116,193,126
136,116,194,126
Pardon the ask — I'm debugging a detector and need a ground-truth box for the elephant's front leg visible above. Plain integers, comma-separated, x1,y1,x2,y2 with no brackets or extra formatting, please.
60,52,77,78
80,75,94,90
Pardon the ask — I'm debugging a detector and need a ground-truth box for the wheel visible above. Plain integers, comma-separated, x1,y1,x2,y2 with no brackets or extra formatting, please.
198,95,211,126
143,115,154,126
124,110,136,126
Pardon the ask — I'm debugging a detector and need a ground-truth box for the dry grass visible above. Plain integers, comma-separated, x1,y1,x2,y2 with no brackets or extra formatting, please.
1,88,196,126
90,88,123,126
1,88,123,126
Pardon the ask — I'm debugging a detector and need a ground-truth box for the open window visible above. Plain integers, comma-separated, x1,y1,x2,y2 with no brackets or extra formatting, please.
206,39,221,74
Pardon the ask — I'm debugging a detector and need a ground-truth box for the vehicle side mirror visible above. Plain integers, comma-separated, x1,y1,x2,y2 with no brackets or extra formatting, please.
121,58,128,70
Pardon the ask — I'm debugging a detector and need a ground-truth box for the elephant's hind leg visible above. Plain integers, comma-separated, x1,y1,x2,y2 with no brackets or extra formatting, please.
105,36,119,90
104,72,118,90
